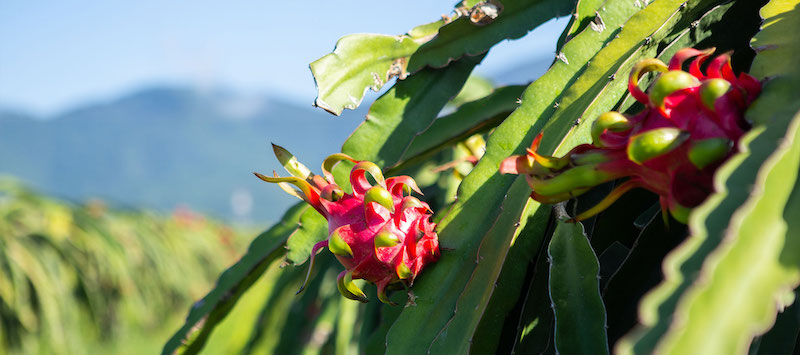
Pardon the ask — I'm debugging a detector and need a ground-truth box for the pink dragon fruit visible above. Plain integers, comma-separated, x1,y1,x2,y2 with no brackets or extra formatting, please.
500,48,761,223
255,145,439,304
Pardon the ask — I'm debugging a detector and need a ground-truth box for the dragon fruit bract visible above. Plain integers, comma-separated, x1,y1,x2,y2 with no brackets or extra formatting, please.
500,48,761,223
255,146,439,304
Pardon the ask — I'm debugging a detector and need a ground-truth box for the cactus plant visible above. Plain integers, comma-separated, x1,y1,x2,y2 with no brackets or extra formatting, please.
164,0,800,354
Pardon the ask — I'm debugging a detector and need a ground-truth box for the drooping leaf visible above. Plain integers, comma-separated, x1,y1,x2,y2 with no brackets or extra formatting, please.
617,1,800,353
548,208,609,355
310,0,574,115
310,19,446,115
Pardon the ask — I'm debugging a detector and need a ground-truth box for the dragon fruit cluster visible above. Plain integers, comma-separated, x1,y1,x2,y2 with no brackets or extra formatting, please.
500,48,761,223
256,146,439,304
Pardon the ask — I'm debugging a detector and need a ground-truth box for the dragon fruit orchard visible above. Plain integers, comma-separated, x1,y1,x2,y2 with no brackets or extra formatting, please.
255,145,439,304
501,48,761,223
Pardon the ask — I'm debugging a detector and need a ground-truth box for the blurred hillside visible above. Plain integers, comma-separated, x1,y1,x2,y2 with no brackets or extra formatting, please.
0,87,360,223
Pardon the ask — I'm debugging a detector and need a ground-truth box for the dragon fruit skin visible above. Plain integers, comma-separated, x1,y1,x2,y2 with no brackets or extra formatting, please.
255,149,439,304
500,48,761,223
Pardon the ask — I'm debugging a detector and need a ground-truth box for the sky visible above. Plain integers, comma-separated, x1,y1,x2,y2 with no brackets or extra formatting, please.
0,1,567,116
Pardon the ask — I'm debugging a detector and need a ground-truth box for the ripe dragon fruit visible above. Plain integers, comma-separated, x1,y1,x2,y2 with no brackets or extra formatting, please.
255,145,440,304
500,48,761,223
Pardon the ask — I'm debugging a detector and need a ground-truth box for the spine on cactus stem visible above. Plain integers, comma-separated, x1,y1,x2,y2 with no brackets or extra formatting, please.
500,48,761,223
255,144,440,304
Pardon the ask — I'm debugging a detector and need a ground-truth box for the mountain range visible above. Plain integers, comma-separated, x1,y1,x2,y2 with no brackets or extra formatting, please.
0,86,361,224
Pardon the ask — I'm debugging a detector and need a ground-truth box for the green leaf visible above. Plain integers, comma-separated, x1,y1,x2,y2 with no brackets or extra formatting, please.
199,261,284,354
341,55,483,167
162,203,326,354
450,75,496,107
617,1,800,353
310,0,573,115
405,0,575,72
388,85,525,174
310,19,445,115
469,206,553,354
427,190,550,354
335,290,361,354
406,177,534,355
249,253,336,354
361,290,406,354
548,207,609,355
509,244,556,354
384,0,646,352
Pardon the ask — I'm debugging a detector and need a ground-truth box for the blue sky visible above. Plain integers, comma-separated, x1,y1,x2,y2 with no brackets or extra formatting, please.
0,1,566,115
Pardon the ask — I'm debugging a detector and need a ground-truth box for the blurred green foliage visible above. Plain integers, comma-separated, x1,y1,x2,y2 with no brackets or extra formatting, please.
0,178,248,354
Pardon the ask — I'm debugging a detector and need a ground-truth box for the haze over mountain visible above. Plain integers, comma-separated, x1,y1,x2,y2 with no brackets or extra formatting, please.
0,86,361,224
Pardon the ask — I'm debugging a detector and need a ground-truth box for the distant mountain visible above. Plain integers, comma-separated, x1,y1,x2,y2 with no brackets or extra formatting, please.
0,86,361,224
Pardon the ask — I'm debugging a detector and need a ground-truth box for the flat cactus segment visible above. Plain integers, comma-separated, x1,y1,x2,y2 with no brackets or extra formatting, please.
310,0,573,115
548,208,609,355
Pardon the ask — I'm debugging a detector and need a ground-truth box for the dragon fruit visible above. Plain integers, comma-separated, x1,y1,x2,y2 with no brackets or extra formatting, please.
500,48,761,223
255,145,440,304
